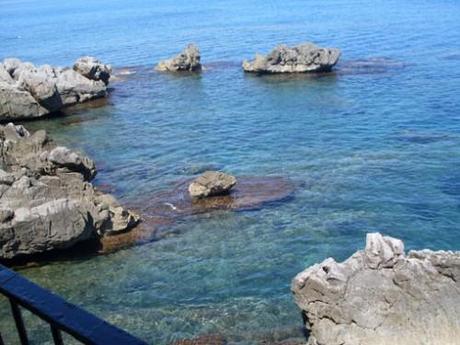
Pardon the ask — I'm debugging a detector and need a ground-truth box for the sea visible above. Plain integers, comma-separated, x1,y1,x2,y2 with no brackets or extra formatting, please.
1,0,460,343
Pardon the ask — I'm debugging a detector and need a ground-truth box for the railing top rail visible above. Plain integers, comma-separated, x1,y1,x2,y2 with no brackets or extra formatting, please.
0,265,149,345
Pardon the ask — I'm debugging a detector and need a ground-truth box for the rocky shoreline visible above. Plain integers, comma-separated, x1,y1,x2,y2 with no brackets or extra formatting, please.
0,121,296,261
0,123,139,261
292,233,460,345
1,48,457,345
0,56,111,121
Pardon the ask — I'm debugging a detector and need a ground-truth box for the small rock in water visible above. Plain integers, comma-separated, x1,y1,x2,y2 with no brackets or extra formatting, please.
188,171,237,198
156,44,202,72
243,42,341,74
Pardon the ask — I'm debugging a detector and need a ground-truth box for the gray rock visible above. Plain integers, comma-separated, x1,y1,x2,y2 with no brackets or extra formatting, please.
291,233,460,345
243,43,341,74
0,170,15,185
16,65,63,112
156,44,202,72
0,65,13,83
0,82,48,121
0,123,139,260
188,171,237,198
73,56,112,85
2,58,22,76
0,57,111,121
0,208,13,223
47,146,96,180
55,68,107,106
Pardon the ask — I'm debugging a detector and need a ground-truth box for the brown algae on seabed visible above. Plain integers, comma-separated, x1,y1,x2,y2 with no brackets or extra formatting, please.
99,176,296,252
136,175,296,216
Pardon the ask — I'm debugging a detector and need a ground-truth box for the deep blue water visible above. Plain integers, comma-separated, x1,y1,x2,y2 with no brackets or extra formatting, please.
1,0,460,343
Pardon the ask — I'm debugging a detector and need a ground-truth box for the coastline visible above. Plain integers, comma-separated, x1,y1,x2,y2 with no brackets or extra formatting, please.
1,1,460,341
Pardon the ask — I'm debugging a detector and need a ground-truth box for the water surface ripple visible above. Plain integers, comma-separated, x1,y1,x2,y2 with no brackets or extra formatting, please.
1,0,460,343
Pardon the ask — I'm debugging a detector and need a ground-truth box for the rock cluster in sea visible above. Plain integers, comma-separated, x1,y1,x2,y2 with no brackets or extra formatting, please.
243,43,341,74
0,56,111,121
156,44,202,72
0,123,139,260
188,171,237,198
291,233,460,345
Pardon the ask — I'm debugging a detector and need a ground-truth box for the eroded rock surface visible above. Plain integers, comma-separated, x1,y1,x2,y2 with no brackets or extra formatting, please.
0,123,138,260
188,171,236,198
73,56,112,85
291,233,460,345
243,43,340,74
156,44,202,72
0,57,111,121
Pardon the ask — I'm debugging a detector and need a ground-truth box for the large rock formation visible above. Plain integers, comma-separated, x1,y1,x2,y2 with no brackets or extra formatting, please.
0,57,112,121
156,44,202,72
188,171,237,198
243,43,340,74
291,233,460,345
0,123,139,260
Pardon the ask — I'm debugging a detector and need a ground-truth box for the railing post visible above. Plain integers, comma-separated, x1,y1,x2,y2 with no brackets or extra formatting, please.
9,299,29,345
50,325,64,345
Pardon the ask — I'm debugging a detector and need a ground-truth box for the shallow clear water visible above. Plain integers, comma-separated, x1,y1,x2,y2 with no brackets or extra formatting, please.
1,0,460,343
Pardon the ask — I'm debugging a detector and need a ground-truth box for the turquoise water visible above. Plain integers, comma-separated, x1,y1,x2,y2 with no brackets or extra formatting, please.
1,0,460,343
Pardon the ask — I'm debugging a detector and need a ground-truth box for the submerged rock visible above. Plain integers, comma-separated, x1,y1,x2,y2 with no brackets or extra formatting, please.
135,175,294,218
291,233,460,345
0,57,111,121
188,171,237,198
156,44,202,72
99,176,295,252
0,123,139,260
170,334,227,345
243,43,341,74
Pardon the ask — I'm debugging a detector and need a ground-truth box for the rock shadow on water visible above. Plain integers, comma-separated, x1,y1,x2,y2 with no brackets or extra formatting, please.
243,57,406,84
440,53,460,61
395,130,451,144
336,56,407,75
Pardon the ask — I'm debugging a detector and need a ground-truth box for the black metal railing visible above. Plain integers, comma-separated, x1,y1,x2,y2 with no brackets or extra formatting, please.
0,265,149,345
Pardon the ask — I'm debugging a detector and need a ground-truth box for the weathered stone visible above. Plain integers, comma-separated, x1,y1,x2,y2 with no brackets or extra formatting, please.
16,65,63,112
243,43,341,74
47,146,96,180
0,57,111,121
156,44,202,72
96,193,139,234
291,233,460,345
0,208,13,223
188,171,236,198
0,65,13,83
2,58,22,76
0,170,15,185
0,82,48,121
55,68,107,106
0,123,139,260
73,56,112,85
